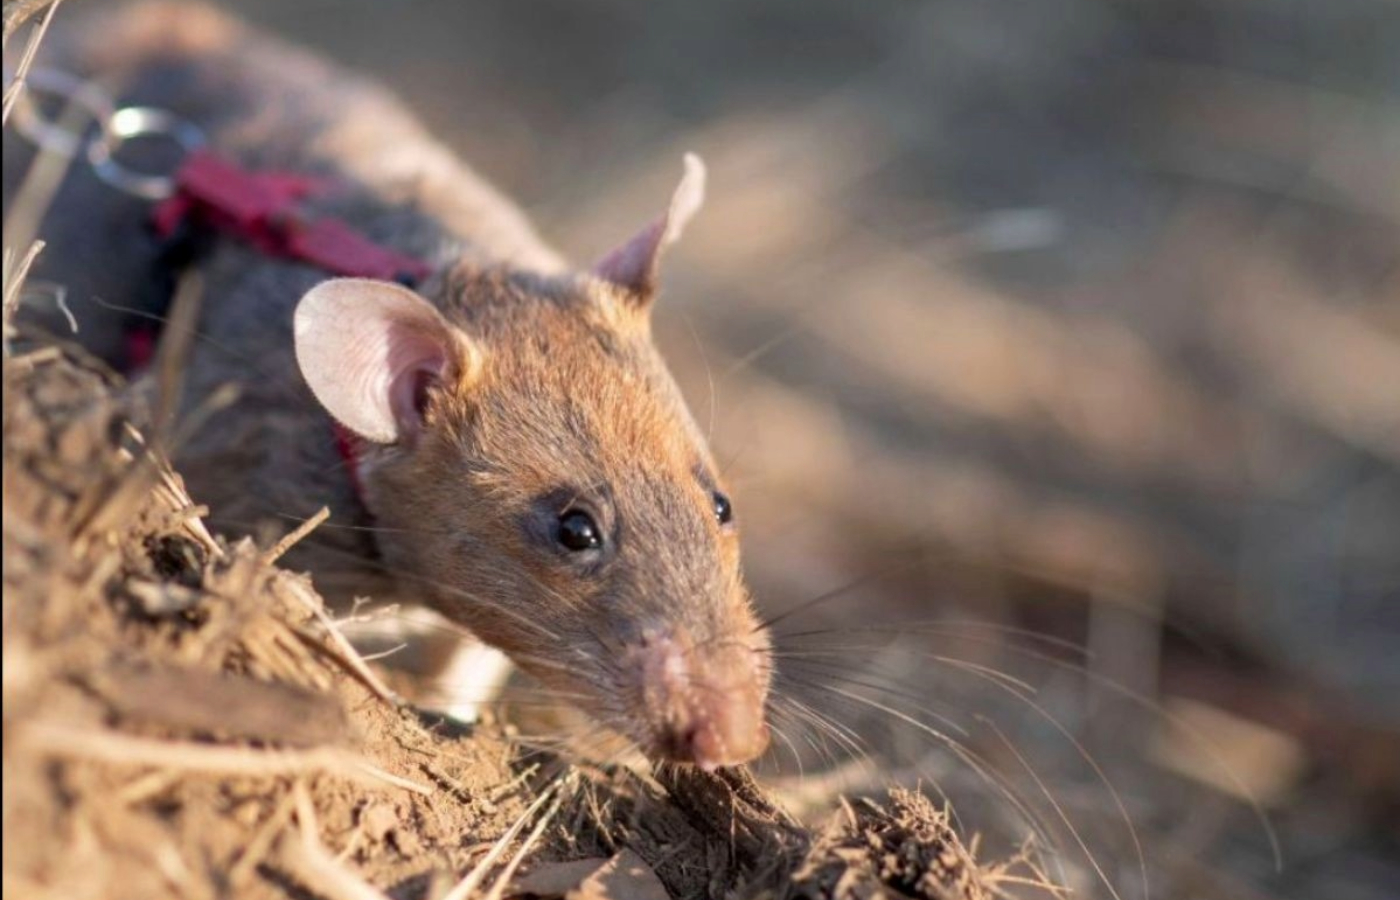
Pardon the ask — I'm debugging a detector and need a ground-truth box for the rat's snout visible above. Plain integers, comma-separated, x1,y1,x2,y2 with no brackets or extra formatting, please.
633,630,771,770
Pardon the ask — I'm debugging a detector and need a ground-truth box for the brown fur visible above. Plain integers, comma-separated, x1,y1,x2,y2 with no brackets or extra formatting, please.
6,1,771,765
366,266,771,761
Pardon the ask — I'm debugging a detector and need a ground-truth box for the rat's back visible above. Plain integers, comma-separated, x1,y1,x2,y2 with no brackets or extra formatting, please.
5,0,564,585
7,2,564,273
7,1,776,769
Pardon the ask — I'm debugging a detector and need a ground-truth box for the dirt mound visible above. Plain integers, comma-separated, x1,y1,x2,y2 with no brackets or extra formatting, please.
0,336,1016,899
2,338,524,898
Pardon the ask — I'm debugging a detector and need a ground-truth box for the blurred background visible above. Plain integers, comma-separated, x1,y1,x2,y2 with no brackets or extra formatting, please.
74,0,1400,897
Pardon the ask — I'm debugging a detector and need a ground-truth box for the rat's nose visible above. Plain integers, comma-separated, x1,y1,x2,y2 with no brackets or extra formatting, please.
637,632,771,769
657,698,771,770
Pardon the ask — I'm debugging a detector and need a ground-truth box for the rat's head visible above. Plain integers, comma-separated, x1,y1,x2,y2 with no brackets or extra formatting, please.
295,156,771,769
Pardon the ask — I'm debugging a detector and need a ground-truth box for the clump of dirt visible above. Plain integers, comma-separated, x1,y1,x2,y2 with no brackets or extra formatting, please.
1,338,1009,899
1,339,531,899
790,790,1045,900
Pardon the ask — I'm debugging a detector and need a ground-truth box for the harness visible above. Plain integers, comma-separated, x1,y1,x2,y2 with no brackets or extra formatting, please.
148,150,434,498
12,68,430,500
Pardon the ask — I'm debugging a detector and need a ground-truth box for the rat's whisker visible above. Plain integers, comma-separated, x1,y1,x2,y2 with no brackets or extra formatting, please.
989,637,1283,869
776,652,1041,725
269,512,460,538
720,318,809,383
905,654,1149,900
783,623,1274,883
777,639,1147,898
769,689,871,767
215,531,562,644
679,311,717,444
764,702,833,773
271,539,565,642
420,684,593,704
978,715,1125,900
798,651,1141,899
785,675,1071,890
763,717,803,780
753,561,924,634
774,662,971,737
805,624,1277,871
773,619,1093,660
88,296,291,386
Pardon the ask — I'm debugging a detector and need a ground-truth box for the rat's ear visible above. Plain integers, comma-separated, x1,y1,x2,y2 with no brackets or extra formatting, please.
294,278,479,444
593,152,706,304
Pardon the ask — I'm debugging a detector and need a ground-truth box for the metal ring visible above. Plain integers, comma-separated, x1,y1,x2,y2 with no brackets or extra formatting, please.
7,67,116,158
86,106,206,200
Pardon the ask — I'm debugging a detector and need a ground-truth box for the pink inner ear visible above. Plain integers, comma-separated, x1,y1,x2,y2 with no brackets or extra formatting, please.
383,324,451,432
593,153,706,297
594,220,667,294
295,278,461,444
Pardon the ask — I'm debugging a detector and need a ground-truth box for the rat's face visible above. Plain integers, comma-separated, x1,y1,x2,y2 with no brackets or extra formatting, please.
292,155,771,768
379,273,770,768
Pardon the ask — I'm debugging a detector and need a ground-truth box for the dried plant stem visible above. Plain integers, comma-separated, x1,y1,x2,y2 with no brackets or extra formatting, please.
2,0,61,122
2,240,44,347
481,794,563,900
442,775,572,900
229,792,298,887
280,783,392,900
285,577,403,708
3,0,59,42
20,720,432,795
263,506,331,564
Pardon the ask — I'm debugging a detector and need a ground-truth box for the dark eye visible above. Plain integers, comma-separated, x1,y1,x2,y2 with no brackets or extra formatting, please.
557,509,603,552
713,491,734,526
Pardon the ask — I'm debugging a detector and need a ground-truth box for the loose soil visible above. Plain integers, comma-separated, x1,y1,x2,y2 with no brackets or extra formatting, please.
1,335,1027,899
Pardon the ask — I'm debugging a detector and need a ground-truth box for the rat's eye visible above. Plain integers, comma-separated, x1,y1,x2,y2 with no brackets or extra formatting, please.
557,509,603,552
713,491,734,526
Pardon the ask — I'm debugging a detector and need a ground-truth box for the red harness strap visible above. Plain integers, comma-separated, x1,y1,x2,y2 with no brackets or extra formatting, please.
148,149,431,498
152,149,433,284
331,422,366,499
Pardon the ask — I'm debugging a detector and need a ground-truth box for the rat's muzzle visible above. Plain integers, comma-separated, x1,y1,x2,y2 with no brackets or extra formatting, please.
634,630,771,770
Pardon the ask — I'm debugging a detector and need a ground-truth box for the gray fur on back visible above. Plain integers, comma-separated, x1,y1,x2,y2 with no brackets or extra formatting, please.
4,1,566,599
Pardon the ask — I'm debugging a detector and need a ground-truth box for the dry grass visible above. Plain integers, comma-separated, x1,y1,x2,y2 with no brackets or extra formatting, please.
6,0,1398,898
0,335,1017,897
0,69,1006,900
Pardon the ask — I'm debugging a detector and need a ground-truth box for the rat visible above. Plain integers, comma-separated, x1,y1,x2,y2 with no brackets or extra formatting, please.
4,1,772,769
